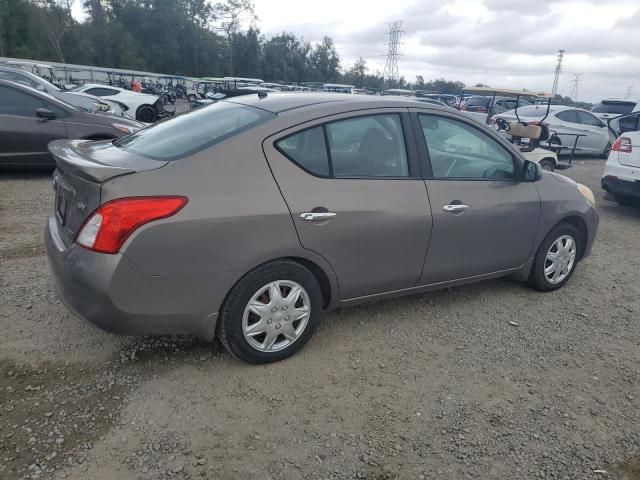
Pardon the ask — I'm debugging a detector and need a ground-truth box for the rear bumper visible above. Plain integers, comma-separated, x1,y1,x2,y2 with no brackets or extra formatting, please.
45,216,219,340
602,175,640,198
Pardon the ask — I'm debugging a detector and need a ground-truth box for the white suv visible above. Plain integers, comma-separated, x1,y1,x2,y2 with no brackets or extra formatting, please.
602,128,640,205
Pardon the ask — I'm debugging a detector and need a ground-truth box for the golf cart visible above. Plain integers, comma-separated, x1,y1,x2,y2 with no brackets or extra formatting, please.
459,87,563,172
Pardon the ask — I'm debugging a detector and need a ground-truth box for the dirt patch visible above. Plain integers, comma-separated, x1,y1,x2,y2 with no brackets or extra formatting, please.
0,360,135,480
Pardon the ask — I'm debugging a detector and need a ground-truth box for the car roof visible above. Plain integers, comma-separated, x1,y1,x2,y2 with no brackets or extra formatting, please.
227,92,451,114
0,79,71,107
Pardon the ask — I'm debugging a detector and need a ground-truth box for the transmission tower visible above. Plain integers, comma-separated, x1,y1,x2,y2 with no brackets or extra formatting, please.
551,49,564,96
382,21,403,88
569,73,583,100
625,86,633,100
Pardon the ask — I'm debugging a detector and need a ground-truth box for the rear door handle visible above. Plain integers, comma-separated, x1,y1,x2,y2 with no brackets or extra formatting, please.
442,204,470,213
300,212,337,221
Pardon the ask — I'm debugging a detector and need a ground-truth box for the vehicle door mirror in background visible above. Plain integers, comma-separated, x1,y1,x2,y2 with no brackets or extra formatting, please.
523,160,541,182
36,108,56,121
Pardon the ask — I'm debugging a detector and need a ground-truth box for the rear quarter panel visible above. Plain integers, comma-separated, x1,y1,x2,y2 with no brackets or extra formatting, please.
100,129,340,310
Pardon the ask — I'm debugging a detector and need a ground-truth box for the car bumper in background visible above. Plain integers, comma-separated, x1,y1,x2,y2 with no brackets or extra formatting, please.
602,175,640,199
45,216,220,340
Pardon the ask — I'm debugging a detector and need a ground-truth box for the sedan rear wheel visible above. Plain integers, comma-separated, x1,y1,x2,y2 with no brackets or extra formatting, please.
527,224,580,292
539,159,555,172
136,104,157,123
217,261,322,364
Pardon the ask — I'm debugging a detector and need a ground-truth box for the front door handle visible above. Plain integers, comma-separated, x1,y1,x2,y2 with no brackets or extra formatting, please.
300,212,337,221
442,204,470,213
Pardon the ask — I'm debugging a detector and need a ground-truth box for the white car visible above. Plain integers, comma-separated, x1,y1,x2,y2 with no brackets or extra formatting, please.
0,66,127,117
591,99,638,122
493,105,613,157
72,84,161,122
602,114,640,206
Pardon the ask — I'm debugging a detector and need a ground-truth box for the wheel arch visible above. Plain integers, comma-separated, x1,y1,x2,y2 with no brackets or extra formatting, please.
555,215,588,261
218,255,337,320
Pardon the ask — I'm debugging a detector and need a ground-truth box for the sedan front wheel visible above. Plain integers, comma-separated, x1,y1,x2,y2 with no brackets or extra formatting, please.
527,224,580,292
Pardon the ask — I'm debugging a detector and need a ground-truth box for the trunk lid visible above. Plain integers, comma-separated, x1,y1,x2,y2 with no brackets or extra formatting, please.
49,139,167,245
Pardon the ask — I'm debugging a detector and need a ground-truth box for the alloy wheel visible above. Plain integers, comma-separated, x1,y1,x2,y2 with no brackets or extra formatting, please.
544,235,577,285
242,280,311,352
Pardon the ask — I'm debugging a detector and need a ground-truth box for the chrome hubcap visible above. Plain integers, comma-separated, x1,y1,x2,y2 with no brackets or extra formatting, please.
242,280,310,352
544,235,576,285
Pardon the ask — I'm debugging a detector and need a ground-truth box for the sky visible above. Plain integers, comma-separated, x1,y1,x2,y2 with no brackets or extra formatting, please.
71,0,640,102
251,0,640,102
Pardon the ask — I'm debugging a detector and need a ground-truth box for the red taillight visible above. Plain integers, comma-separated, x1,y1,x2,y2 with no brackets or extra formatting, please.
75,196,188,254
612,136,632,153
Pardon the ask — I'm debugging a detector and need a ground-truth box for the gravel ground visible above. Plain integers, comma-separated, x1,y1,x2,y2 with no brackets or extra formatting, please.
1,159,639,480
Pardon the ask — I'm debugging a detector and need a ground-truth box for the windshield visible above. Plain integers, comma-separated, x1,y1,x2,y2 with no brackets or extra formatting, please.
591,102,636,115
113,101,275,160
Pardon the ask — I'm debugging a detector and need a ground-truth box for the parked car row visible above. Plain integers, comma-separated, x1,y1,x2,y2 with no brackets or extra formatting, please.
0,80,143,167
0,65,173,123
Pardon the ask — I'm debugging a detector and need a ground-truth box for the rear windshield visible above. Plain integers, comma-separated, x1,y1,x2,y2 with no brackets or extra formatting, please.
113,101,274,160
591,101,636,115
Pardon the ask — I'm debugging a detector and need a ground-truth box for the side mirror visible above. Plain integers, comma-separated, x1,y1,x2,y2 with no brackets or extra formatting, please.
36,108,56,121
523,160,541,182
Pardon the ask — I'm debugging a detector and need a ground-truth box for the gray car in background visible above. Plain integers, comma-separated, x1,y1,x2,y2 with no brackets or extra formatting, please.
0,65,127,117
45,93,599,364
0,80,143,167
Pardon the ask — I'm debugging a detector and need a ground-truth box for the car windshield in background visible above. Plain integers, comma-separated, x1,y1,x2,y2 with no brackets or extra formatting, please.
113,101,275,160
591,101,636,115
464,97,490,106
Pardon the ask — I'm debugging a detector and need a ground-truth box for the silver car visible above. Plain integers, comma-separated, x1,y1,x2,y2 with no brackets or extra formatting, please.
493,105,613,157
45,94,599,364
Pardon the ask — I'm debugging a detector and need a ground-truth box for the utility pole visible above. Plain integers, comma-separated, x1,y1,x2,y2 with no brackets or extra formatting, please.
551,49,564,97
569,73,583,101
625,86,633,100
382,21,403,90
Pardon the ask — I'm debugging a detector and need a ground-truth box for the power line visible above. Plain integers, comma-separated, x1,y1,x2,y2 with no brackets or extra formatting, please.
382,21,403,88
569,73,583,101
551,49,564,97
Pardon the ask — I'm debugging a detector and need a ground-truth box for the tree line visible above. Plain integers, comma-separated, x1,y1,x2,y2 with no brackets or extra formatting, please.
0,0,593,106
0,0,467,92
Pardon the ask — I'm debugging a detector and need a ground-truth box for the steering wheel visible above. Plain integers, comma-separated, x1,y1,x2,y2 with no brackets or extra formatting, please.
495,118,510,132
483,165,511,179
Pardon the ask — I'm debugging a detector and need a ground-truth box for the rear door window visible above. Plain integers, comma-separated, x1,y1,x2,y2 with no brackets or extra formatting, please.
326,114,409,177
114,101,274,160
556,110,579,124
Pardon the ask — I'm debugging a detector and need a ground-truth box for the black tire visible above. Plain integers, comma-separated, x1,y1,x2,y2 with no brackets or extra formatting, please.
539,159,555,172
136,105,157,123
217,260,323,364
527,223,580,292
614,194,638,206
187,94,197,103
